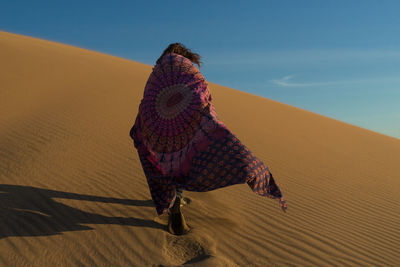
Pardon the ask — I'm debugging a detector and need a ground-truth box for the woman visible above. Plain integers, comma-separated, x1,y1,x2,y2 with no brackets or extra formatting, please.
130,43,287,235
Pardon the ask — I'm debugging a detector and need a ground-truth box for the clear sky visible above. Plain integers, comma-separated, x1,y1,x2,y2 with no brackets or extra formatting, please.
1,0,399,139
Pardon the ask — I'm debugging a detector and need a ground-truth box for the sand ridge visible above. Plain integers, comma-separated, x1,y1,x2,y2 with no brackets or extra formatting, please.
1,31,400,266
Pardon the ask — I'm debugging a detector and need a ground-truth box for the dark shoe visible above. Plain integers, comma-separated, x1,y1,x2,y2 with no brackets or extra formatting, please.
168,197,190,235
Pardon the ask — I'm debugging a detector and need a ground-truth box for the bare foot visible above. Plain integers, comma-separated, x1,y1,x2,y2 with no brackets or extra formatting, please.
168,197,190,235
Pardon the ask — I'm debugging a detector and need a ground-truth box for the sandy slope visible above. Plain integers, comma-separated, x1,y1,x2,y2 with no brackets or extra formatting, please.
1,31,400,266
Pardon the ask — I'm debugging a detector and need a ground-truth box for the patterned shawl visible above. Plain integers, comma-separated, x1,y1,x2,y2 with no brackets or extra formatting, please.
130,53,287,215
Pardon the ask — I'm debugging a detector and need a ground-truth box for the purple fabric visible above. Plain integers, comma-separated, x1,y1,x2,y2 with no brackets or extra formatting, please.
130,53,287,214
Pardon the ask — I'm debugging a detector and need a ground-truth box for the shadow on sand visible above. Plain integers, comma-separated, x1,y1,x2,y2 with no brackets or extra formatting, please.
0,184,163,238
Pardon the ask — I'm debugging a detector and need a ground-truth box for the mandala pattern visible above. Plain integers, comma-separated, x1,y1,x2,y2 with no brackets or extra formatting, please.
155,84,193,120
130,53,287,215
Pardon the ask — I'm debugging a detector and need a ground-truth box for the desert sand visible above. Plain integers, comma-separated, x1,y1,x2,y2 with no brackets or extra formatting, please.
1,31,400,266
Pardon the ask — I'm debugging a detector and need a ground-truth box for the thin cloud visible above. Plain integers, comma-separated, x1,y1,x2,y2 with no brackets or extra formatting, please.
270,75,331,87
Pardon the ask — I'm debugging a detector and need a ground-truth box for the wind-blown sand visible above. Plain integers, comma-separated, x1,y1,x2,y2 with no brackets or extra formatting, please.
1,31,400,266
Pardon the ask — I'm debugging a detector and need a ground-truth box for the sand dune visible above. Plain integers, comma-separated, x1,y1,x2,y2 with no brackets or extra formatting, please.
1,31,400,266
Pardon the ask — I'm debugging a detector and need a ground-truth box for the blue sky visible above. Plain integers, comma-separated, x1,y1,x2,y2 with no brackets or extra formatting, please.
1,0,399,138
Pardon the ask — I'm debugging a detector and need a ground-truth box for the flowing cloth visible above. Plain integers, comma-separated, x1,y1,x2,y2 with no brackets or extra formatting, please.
130,53,287,215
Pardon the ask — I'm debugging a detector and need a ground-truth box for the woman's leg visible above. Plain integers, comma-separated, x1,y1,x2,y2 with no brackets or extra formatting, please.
168,188,190,235
176,188,183,200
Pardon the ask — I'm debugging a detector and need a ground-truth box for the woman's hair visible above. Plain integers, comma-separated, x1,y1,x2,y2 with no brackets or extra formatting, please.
156,43,201,67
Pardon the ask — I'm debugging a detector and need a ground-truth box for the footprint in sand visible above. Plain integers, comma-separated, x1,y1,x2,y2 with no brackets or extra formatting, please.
162,230,232,266
154,197,234,265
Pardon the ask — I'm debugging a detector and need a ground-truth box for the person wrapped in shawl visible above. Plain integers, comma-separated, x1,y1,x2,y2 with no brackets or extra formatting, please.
130,43,287,235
